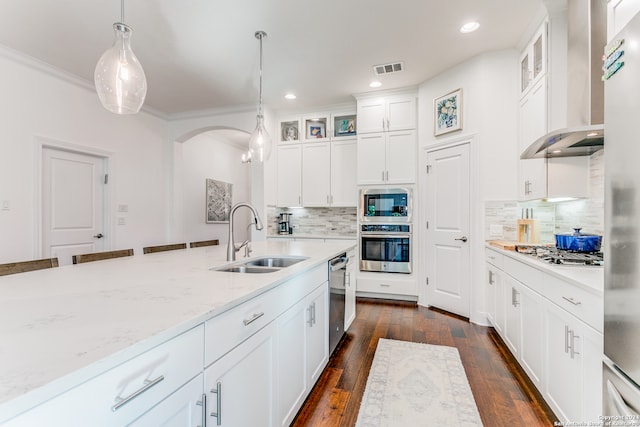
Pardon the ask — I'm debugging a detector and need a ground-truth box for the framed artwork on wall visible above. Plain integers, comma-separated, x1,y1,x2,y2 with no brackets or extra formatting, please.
434,88,462,136
205,178,232,223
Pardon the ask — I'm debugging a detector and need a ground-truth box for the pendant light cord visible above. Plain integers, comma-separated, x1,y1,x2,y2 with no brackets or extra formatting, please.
256,31,266,116
121,0,125,23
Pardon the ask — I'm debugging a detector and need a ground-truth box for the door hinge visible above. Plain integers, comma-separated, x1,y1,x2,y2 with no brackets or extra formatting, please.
104,174,109,184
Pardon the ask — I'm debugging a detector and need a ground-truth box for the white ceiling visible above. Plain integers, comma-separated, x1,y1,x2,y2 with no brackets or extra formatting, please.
0,0,545,117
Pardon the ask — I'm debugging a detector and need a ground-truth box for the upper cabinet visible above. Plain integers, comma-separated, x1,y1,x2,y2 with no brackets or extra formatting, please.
519,22,547,98
301,111,357,143
356,94,416,134
607,0,640,41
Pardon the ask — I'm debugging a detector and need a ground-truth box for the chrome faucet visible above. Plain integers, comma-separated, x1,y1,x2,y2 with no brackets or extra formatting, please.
227,202,264,261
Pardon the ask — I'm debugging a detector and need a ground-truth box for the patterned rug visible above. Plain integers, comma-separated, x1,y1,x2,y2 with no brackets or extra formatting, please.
355,339,484,427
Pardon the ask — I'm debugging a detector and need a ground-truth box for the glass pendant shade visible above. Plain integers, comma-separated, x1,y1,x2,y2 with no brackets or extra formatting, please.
95,23,147,114
249,114,272,163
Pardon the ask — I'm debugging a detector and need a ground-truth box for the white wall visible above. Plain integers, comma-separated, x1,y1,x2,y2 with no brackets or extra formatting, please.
0,49,170,262
175,132,252,245
417,49,519,324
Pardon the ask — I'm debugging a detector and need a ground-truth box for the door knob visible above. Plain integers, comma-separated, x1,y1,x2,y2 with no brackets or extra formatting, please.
93,233,104,239
455,236,468,242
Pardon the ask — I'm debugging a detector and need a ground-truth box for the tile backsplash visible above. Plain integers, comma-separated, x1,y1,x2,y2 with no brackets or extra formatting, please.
485,150,604,244
267,207,357,237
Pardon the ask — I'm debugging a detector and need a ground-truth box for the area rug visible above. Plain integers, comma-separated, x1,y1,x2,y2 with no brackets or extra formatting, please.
355,339,484,427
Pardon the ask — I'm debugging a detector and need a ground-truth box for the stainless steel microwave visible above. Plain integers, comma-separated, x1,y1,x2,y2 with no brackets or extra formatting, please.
360,188,412,222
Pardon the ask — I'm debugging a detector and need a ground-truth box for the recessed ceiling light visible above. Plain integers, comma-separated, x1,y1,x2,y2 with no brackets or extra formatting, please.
460,22,480,33
284,93,296,100
369,81,382,88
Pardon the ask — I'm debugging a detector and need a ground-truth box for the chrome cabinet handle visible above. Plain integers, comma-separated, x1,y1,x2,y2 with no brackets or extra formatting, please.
564,325,570,354
210,382,222,426
511,287,520,307
488,270,494,285
111,375,165,412
381,171,385,181
455,236,468,242
196,394,207,427
307,305,314,326
243,312,265,326
562,296,582,306
569,329,580,359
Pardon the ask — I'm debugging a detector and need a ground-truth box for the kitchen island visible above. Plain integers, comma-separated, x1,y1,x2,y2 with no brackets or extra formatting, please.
0,239,355,425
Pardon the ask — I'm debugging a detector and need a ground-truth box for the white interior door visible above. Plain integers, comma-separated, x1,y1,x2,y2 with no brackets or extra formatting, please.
42,147,107,265
425,143,470,317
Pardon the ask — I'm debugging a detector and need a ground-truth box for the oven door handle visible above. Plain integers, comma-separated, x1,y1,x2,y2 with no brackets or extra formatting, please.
361,233,411,239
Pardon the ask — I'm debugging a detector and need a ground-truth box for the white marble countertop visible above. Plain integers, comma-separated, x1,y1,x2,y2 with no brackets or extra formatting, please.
485,244,604,295
0,240,354,421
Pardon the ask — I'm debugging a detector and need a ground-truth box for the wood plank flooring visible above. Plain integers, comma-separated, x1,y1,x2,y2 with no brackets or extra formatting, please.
292,298,558,427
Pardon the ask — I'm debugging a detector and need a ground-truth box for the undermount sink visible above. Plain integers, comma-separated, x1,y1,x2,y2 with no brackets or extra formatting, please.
213,256,308,273
244,257,307,268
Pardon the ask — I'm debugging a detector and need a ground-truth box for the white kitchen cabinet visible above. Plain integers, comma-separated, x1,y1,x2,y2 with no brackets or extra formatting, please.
519,284,545,389
503,275,522,358
276,282,328,427
278,117,302,144
330,139,357,206
345,247,357,331
302,143,331,206
303,112,331,143
607,0,640,41
544,302,603,424
519,22,547,98
357,130,416,185
486,261,502,334
519,156,590,202
356,94,416,134
128,374,204,427
357,273,417,298
204,322,277,427
2,326,204,427
277,145,302,207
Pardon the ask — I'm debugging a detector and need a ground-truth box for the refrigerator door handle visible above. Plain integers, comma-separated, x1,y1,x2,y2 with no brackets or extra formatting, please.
607,379,640,418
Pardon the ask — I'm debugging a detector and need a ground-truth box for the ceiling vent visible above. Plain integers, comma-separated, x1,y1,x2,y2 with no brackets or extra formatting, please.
373,62,404,75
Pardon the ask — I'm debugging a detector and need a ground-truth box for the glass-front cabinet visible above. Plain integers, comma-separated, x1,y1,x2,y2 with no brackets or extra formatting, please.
520,22,547,97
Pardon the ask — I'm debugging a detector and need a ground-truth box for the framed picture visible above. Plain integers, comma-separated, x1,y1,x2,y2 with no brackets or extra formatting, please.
306,121,326,139
334,115,357,137
280,120,299,142
434,88,462,136
205,179,232,223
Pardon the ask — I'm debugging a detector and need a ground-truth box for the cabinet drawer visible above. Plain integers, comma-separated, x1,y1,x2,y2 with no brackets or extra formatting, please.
503,256,546,296
357,276,417,296
544,274,603,332
205,264,327,367
4,325,204,427
485,248,504,268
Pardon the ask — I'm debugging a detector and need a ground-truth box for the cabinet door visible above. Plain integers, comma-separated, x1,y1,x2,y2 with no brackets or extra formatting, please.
545,304,582,424
357,98,385,134
518,76,547,154
503,275,521,358
345,262,356,331
129,375,204,427
386,130,416,184
303,113,330,143
520,285,545,389
277,145,302,207
330,139,357,207
518,159,547,201
357,133,386,185
302,143,330,207
307,284,329,385
276,297,308,427
204,322,277,427
386,95,416,131
494,268,505,335
486,264,497,326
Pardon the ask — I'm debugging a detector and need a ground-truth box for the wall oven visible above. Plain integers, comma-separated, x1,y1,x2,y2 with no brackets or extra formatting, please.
360,188,411,222
360,224,412,274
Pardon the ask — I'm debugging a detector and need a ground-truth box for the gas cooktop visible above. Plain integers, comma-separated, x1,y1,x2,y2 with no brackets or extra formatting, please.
515,245,604,266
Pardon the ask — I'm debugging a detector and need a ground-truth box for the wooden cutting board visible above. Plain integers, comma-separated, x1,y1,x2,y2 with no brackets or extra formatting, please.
488,240,517,250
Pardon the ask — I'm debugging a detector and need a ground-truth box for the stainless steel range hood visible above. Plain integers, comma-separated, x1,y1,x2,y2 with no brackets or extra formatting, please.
521,0,606,159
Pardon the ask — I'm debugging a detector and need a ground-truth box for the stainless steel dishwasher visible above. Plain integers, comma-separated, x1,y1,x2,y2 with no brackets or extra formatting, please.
329,253,348,355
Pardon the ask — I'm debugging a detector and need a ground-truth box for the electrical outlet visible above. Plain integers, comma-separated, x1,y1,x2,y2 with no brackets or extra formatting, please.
1,200,9,211
117,204,128,213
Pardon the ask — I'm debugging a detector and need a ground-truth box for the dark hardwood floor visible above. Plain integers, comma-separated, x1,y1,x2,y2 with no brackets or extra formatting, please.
291,298,558,427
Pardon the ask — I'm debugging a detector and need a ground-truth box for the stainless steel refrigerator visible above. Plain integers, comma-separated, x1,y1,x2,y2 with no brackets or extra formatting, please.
603,10,640,422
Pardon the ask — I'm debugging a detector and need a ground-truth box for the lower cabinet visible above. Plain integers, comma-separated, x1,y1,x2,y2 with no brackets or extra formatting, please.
276,283,329,426
204,322,278,427
345,248,357,331
486,248,603,424
129,374,204,427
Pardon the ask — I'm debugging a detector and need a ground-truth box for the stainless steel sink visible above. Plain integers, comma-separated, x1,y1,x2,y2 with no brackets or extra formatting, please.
244,256,307,268
213,256,308,273
216,266,280,274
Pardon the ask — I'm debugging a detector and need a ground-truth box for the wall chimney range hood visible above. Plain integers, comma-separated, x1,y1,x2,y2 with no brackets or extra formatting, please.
521,0,606,159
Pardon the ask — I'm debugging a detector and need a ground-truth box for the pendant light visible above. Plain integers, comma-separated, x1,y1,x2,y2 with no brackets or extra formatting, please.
248,31,272,163
94,0,147,114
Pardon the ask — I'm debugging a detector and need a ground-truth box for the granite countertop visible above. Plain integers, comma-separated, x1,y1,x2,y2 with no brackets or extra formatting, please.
486,244,604,295
0,240,355,420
